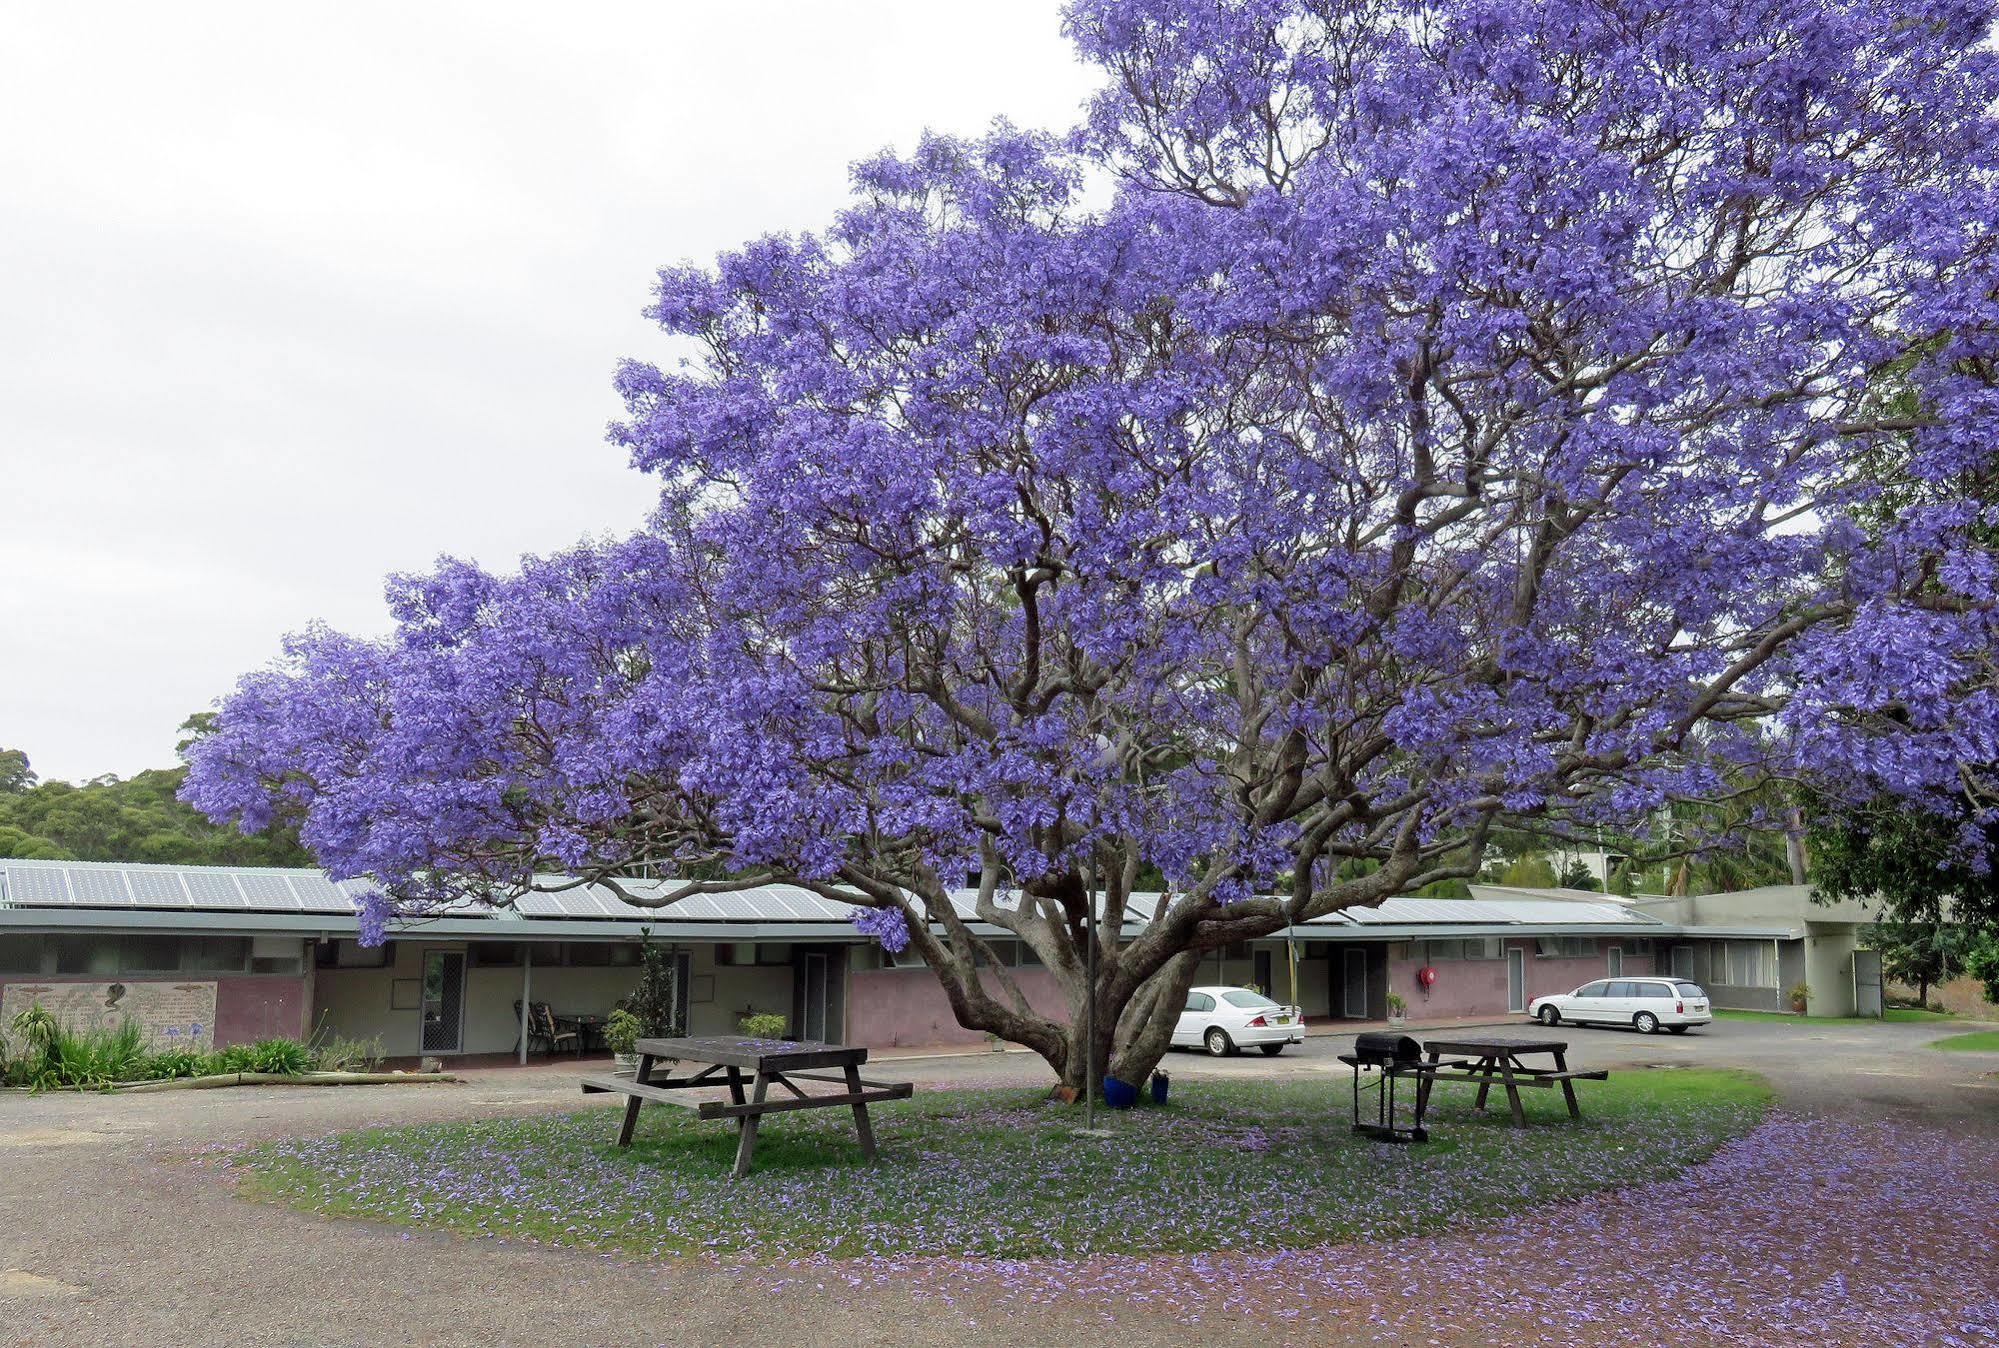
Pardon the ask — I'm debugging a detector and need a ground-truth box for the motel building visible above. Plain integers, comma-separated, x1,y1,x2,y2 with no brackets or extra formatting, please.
0,859,1883,1060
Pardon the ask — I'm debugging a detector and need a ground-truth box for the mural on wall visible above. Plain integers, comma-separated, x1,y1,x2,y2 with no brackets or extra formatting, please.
0,981,217,1052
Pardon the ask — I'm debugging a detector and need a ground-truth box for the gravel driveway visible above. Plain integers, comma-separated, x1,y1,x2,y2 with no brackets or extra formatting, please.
2,1019,1993,1347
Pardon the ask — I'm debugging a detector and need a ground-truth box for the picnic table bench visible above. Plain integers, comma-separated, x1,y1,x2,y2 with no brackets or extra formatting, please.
581,1035,913,1179
1409,1036,1608,1127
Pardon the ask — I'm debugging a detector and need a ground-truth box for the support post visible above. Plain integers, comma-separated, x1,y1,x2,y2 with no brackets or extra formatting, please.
519,946,532,1066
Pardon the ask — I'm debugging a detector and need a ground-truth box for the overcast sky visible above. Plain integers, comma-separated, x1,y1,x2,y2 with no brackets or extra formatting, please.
1,2,1095,785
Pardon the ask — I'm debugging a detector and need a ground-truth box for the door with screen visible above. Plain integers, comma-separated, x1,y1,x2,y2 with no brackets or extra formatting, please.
1343,949,1368,1017
802,952,830,1041
1606,945,1623,977
1506,948,1526,1013
420,950,466,1053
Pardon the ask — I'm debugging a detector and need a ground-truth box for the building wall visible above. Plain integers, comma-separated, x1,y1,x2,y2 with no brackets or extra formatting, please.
846,964,1074,1048
1802,925,1859,1017
0,971,308,1048
1386,941,1654,1020
310,940,801,1057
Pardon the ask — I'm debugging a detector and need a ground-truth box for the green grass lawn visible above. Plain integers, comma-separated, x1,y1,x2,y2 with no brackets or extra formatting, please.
1713,1007,1959,1026
233,1069,1770,1262
1932,1030,1999,1053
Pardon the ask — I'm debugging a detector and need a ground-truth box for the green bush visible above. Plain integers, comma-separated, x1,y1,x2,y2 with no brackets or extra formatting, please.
5,1007,148,1091
203,1043,258,1075
142,1048,205,1080
603,1008,642,1056
309,1032,385,1073
246,1038,315,1075
739,1012,788,1040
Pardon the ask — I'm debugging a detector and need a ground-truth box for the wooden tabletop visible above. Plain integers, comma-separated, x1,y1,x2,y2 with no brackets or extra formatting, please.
634,1035,869,1071
1422,1036,1568,1057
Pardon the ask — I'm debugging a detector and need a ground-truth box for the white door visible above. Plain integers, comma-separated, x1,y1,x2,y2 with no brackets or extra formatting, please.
1343,950,1368,1018
1606,945,1623,977
1506,948,1526,1013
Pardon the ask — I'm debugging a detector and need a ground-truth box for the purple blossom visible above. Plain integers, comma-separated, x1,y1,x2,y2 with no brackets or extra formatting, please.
354,889,392,948
851,906,911,955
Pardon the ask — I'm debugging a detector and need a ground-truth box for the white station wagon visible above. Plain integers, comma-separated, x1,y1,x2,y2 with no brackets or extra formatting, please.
1528,978,1712,1034
1173,986,1307,1056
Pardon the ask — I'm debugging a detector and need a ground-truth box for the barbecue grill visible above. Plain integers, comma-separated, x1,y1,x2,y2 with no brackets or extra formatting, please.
1337,1032,1430,1142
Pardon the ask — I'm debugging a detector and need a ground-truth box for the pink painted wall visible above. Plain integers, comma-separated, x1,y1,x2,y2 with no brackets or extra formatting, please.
1387,941,1653,1020
0,973,308,1047
847,965,1073,1048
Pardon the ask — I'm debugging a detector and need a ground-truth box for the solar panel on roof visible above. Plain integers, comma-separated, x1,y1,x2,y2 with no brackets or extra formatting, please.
4,866,68,904
233,872,301,910
127,870,190,906
289,874,357,913
68,868,134,906
181,871,247,908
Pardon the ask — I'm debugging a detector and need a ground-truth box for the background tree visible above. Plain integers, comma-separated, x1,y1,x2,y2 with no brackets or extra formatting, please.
1864,921,1973,1010
184,0,1999,1094
0,749,36,795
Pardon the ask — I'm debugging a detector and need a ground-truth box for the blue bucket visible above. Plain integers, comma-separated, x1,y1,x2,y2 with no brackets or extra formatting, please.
1102,1075,1139,1109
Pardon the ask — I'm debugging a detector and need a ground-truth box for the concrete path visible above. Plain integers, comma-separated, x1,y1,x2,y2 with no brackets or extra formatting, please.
0,1018,1993,1347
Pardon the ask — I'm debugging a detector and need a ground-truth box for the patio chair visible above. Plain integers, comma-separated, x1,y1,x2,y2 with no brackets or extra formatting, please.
535,1002,582,1055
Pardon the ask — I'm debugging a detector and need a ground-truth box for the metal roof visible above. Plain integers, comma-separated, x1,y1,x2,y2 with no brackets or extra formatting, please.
0,859,1705,942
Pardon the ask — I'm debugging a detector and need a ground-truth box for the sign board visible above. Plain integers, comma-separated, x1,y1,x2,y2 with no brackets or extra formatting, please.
0,980,218,1053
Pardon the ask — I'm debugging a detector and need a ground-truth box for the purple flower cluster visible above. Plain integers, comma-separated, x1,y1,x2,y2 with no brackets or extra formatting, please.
850,906,911,955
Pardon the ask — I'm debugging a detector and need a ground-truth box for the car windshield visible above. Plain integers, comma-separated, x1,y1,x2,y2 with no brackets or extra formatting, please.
1222,990,1279,1009
1673,981,1706,998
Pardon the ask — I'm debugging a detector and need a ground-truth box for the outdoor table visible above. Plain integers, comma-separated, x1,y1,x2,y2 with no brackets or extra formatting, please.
1410,1036,1606,1127
561,1012,606,1052
580,1035,913,1179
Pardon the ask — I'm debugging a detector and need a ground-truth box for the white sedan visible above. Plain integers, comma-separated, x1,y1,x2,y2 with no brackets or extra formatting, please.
1528,977,1713,1034
1172,986,1307,1056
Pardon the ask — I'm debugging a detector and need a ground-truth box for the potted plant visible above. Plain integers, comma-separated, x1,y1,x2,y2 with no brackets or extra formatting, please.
1386,992,1407,1028
1788,983,1811,1015
739,1012,788,1041
603,1008,642,1073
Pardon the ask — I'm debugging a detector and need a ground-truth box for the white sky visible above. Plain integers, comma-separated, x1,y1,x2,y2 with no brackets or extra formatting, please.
1,2,1094,784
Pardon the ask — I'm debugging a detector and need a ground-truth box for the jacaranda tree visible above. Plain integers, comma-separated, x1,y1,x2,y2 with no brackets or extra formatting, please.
185,0,1999,1091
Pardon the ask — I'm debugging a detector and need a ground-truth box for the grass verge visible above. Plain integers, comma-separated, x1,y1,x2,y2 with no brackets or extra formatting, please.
1932,1030,1999,1053
234,1068,1770,1262
1712,1007,1957,1026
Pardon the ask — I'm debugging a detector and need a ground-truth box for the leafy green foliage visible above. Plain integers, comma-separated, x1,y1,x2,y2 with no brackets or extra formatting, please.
627,942,684,1038
1811,796,1999,931
0,748,35,794
0,1004,328,1089
1866,921,1974,1006
602,1009,641,1057
738,1012,787,1039
0,764,313,865
308,1032,385,1073
245,1038,315,1075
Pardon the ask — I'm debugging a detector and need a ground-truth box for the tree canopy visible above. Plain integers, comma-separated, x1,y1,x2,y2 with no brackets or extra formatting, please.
185,0,1999,1088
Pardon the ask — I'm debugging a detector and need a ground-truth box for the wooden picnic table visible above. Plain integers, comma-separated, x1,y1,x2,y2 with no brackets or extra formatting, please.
1411,1036,1607,1127
580,1035,912,1179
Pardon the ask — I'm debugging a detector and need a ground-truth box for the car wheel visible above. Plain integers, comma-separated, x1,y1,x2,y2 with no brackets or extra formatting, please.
1634,1012,1660,1034
1205,1027,1233,1057
1258,1043,1284,1057
1537,1005,1561,1026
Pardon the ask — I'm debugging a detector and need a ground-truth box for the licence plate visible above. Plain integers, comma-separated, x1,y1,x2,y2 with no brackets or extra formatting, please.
1275,1015,1292,1025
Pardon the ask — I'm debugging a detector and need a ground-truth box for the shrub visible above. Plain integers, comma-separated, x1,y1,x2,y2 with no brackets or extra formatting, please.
203,1043,258,1075
739,1012,787,1040
603,1008,642,1057
629,943,684,1038
309,1032,385,1073
246,1038,315,1075
142,1048,205,1080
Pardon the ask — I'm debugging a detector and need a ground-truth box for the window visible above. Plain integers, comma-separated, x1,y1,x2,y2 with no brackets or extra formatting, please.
1577,981,1610,997
1723,940,1777,988
755,944,792,966
1673,981,1707,999
566,943,638,967
1608,981,1642,998
1535,937,1597,959
0,935,42,974
716,943,753,967
320,940,388,969
182,937,251,972
1424,939,1465,962
1185,992,1215,1013
470,943,523,967
119,936,185,972
1628,938,1656,956
53,936,120,976
1222,990,1278,1009
1464,937,1503,961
